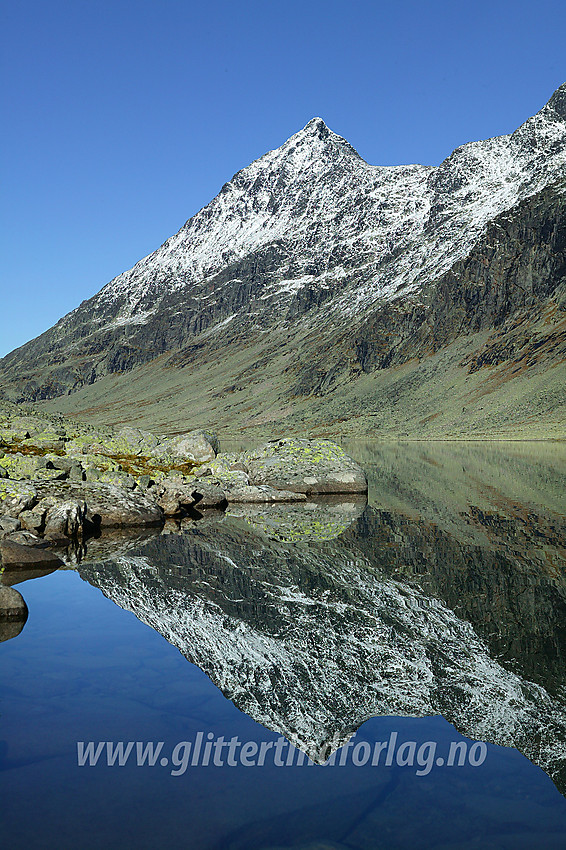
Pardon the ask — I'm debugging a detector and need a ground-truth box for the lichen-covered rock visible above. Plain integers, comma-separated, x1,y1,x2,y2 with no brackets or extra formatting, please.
0,516,21,535
203,456,249,488
33,468,69,482
89,470,137,490
226,484,307,503
40,455,82,474
76,454,122,475
64,435,103,456
244,439,368,495
7,416,55,435
0,480,37,517
26,432,66,451
81,484,164,528
37,482,164,529
88,426,161,458
0,427,30,443
44,499,87,538
18,501,51,533
0,453,41,480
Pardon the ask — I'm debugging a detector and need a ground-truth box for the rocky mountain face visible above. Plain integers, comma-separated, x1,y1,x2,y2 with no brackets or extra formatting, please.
1,85,565,437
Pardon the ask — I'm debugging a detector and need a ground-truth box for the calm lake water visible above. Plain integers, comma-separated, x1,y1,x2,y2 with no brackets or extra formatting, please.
1,440,566,849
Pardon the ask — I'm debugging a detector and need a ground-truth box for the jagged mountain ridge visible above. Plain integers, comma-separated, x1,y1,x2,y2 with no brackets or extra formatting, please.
1,84,565,436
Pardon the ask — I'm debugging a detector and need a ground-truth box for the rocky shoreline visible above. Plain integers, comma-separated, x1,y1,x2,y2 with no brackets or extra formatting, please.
0,401,367,579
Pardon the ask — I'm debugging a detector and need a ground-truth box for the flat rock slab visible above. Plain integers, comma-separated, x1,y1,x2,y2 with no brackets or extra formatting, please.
227,484,307,503
0,540,64,572
244,439,368,495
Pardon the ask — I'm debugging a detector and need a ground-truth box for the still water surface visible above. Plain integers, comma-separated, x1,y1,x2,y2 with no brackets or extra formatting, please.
1,441,566,848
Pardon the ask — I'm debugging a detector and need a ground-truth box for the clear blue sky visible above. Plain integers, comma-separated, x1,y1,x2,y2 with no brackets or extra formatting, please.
1,0,564,357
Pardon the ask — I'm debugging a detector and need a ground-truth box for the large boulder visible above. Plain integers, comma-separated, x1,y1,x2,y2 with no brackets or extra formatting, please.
0,516,20,535
82,484,164,529
25,432,66,452
44,499,87,538
0,453,41,480
155,430,219,464
190,481,228,509
243,439,368,495
0,426,30,443
0,585,28,618
7,416,54,437
83,426,161,458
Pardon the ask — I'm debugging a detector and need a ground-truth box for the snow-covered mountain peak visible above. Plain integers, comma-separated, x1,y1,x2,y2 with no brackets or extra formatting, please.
245,114,364,176
299,116,329,134
42,84,566,346
545,82,566,120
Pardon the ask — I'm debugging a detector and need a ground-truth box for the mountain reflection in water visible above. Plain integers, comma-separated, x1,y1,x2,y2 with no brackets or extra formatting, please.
51,440,566,796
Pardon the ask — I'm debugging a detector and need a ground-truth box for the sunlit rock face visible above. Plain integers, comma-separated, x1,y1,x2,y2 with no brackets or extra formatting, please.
77,499,566,795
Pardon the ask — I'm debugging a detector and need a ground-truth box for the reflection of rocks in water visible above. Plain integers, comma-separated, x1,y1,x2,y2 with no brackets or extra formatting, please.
227,496,367,542
51,526,164,566
0,618,27,642
49,496,366,563
78,504,566,795
0,585,28,642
